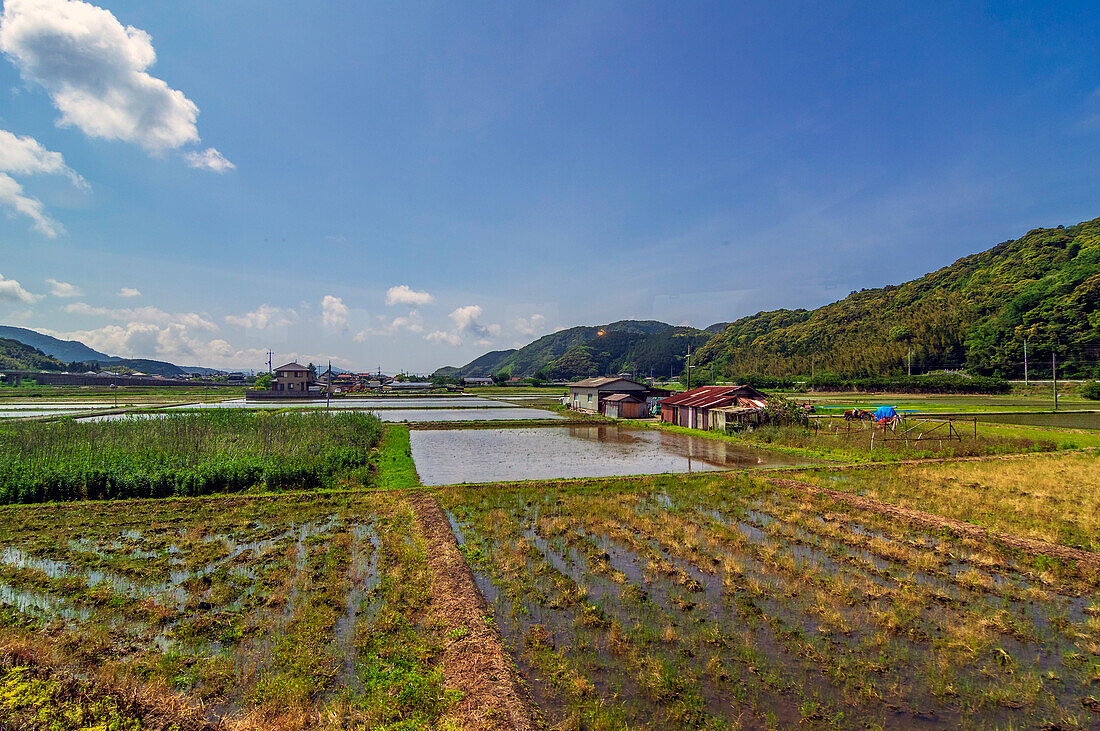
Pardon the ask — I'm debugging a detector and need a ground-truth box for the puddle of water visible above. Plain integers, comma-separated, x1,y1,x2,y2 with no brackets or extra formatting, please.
411,426,817,485
374,408,561,422
166,397,510,409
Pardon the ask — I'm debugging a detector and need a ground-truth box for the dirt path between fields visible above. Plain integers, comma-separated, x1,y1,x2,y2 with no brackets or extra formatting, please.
766,477,1100,568
408,491,541,731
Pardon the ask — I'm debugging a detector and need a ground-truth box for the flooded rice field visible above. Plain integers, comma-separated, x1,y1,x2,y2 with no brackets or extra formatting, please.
167,396,511,409
76,406,560,423
411,425,815,485
442,475,1100,729
971,411,1100,430
0,493,419,721
376,407,561,423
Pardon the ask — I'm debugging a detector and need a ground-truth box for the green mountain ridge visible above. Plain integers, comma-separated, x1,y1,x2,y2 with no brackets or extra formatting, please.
693,217,1100,379
434,320,713,380
0,338,68,372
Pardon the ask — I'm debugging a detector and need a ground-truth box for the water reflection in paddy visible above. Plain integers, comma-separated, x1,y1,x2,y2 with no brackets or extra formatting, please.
411,425,817,485
166,397,510,409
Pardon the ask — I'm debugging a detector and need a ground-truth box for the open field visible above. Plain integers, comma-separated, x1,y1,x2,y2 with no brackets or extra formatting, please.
0,491,466,729
0,401,1098,729
787,390,1098,414
442,472,1100,730
794,451,1100,552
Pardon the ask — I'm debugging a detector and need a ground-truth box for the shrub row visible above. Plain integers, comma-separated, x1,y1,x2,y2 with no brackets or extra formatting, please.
805,374,1010,394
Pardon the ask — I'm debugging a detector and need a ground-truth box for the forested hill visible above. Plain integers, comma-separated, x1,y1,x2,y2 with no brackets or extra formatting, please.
693,217,1100,379
434,320,717,380
0,338,67,371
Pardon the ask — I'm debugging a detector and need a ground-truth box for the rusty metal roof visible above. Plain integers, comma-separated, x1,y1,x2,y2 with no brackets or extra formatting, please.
659,385,768,409
567,377,645,389
603,393,642,402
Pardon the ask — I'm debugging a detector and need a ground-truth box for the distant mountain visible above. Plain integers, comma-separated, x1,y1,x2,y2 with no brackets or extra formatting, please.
0,325,113,363
0,337,67,371
692,217,1100,379
0,325,226,376
434,320,715,380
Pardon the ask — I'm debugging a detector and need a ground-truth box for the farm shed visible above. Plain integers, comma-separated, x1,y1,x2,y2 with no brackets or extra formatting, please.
601,393,648,419
659,385,767,430
567,377,648,413
711,405,764,432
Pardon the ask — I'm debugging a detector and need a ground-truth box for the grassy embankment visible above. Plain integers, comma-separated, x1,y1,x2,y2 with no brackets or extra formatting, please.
0,411,382,504
442,471,1100,729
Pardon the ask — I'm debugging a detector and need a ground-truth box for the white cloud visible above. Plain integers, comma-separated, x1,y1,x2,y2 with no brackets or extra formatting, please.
45,278,80,297
385,285,434,307
321,295,349,329
0,171,63,236
183,147,234,172
449,305,482,331
0,128,85,187
447,304,501,339
225,304,296,330
0,0,225,166
390,309,424,333
514,314,546,337
425,330,462,346
44,322,266,368
118,287,140,297
63,301,217,331
0,272,42,303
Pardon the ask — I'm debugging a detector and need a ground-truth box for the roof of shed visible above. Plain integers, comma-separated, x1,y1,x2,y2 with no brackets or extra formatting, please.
603,393,642,402
660,385,767,409
568,377,645,388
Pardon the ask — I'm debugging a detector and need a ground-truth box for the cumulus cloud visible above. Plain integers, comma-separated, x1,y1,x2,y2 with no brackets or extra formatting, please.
513,314,546,337
424,330,462,346
225,304,296,330
45,278,80,297
118,287,140,297
0,128,85,187
0,0,230,167
63,301,217,330
390,309,424,333
0,272,42,303
44,322,267,368
448,304,501,338
448,305,482,331
321,295,349,329
385,285,434,307
0,172,62,236
183,147,234,172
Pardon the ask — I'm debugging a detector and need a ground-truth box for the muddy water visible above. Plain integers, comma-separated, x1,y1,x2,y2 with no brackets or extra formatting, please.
411,425,816,485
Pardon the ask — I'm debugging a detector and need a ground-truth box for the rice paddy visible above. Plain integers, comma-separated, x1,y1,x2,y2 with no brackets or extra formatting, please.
441,473,1100,730
0,397,1097,729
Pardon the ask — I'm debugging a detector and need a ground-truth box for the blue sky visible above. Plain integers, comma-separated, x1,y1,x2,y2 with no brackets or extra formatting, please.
0,1,1098,372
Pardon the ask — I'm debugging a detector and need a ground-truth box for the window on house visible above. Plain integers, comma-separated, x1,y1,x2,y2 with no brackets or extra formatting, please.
587,394,592,403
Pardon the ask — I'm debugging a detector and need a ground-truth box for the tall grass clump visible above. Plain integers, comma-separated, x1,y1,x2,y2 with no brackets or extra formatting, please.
0,411,383,504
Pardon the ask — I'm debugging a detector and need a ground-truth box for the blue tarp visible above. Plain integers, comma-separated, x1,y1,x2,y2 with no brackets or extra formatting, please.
873,405,897,420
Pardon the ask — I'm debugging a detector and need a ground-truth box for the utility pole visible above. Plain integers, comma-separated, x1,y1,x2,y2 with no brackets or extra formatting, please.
1023,339,1028,386
326,359,332,411
1052,350,1058,411
907,346,912,377
267,350,273,375
686,346,692,390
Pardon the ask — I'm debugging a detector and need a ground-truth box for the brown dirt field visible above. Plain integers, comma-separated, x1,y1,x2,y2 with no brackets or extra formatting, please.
408,491,542,731
766,476,1100,568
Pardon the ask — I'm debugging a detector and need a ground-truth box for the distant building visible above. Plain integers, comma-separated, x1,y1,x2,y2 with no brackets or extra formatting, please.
659,385,767,430
566,376,670,416
272,362,313,394
462,376,494,386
